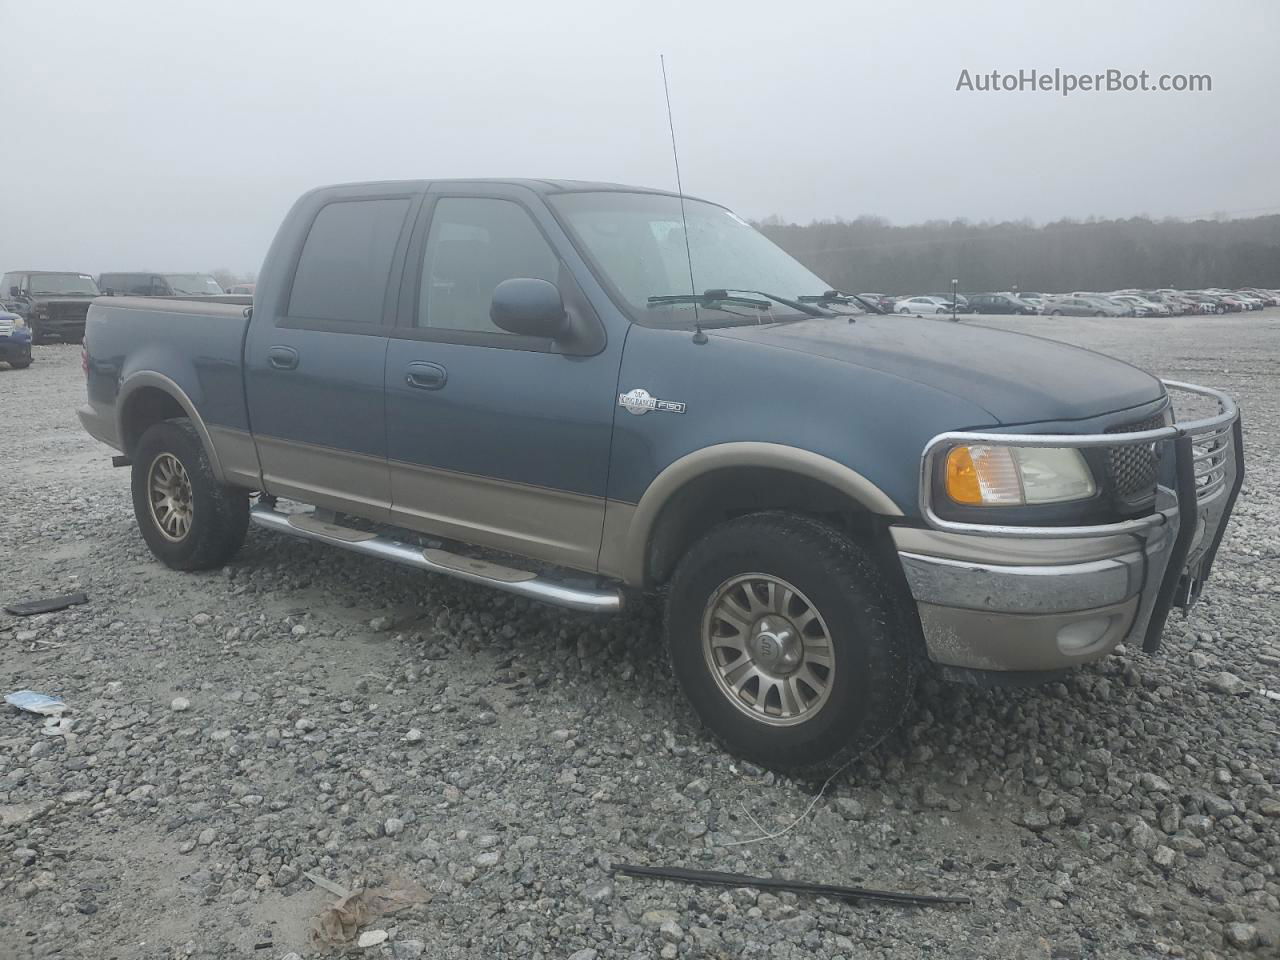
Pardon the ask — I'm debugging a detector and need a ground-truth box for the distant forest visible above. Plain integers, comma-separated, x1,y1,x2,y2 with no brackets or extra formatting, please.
757,213,1280,296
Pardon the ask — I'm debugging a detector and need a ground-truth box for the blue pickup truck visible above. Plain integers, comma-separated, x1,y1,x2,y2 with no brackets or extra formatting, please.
78,179,1243,772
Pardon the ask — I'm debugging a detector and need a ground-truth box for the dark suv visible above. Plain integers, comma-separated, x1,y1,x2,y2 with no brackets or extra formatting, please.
1,271,100,343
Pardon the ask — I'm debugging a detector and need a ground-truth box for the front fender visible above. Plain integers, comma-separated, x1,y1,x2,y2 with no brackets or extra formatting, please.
598,442,903,585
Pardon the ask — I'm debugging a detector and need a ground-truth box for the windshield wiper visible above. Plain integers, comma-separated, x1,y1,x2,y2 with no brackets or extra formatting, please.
716,289,831,317
648,291,772,309
799,290,884,314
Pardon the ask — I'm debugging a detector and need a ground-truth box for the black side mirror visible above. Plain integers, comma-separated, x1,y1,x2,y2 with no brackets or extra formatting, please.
490,278,568,338
8,286,21,298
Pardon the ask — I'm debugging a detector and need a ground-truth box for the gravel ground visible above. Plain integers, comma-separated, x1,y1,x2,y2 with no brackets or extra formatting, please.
2,313,1278,960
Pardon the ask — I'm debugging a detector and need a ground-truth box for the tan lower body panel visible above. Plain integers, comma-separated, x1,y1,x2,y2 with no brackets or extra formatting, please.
207,425,262,490
388,461,605,574
254,435,392,522
597,500,638,582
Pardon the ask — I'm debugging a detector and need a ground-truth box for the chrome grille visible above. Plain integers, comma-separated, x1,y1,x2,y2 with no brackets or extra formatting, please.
1106,414,1164,500
0,318,13,337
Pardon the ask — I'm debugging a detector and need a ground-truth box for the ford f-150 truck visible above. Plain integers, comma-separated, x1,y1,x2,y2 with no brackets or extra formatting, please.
78,179,1243,773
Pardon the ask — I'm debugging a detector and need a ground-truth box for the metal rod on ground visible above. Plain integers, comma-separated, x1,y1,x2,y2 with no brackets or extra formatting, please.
612,863,972,908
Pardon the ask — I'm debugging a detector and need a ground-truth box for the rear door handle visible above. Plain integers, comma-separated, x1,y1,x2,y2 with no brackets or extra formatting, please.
267,345,299,370
405,361,447,390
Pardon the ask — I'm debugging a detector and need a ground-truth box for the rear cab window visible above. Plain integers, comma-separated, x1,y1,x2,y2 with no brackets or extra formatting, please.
287,197,413,324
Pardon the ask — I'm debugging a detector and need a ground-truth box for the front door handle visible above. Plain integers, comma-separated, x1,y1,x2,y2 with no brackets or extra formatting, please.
405,361,447,390
267,345,299,370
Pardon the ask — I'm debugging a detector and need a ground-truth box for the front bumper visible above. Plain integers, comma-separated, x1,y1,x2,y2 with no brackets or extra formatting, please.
0,334,32,361
897,381,1242,672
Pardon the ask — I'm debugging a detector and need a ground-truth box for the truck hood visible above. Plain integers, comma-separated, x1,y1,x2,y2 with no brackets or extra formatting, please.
712,315,1164,425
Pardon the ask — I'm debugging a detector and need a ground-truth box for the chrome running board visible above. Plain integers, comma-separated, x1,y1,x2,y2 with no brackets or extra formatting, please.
249,504,623,613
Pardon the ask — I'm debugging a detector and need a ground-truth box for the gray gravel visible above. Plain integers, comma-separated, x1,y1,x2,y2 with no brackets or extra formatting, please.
2,313,1279,959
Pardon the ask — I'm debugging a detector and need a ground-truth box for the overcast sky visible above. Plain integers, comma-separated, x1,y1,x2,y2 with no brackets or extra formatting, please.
3,0,1277,274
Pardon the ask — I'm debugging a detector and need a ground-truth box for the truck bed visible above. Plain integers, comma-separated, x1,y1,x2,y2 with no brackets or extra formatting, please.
79,296,257,478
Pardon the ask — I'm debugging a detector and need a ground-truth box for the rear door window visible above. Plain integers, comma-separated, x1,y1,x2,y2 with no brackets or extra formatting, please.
288,198,412,323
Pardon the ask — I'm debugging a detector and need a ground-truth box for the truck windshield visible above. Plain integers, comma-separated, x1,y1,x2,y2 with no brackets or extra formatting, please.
550,191,838,326
29,273,100,295
163,274,224,295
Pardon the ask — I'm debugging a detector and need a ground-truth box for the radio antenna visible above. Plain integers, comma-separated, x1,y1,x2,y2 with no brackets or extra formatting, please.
660,54,706,344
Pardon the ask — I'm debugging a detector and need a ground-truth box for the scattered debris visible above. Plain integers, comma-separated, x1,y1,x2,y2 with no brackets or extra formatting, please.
4,592,89,616
311,879,430,947
613,863,972,908
5,691,68,716
1260,688,1280,702
304,871,351,898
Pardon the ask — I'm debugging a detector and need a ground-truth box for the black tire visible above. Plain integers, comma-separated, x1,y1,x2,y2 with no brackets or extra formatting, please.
665,513,915,775
131,419,249,570
1094,311,1104,317
8,358,31,369
1051,309,1064,316
27,320,42,345
1215,305,1226,314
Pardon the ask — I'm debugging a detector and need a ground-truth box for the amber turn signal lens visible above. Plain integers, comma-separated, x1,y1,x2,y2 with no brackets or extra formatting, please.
945,446,983,504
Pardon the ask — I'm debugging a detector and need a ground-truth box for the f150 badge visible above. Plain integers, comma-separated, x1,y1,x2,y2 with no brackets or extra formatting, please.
618,388,686,416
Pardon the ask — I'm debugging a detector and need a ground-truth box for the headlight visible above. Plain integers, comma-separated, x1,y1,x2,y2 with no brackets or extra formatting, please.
11,315,26,328
944,445,1096,506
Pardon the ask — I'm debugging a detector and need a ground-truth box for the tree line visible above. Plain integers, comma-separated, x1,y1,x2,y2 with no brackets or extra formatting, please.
756,212,1280,295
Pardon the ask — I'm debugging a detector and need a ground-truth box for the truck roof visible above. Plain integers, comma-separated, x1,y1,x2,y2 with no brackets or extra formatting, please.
310,178,707,203
5,269,92,275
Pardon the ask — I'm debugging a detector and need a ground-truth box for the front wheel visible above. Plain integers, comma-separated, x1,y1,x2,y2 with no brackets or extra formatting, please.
665,513,915,774
131,419,249,570
1051,309,1064,316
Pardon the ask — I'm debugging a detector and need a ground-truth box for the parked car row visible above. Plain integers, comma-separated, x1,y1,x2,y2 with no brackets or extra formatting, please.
0,269,251,344
886,286,1279,317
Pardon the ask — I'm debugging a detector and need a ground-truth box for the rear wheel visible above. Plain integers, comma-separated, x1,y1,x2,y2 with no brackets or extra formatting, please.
1094,311,1105,317
665,513,915,774
1051,309,1064,316
131,419,249,570
8,358,31,369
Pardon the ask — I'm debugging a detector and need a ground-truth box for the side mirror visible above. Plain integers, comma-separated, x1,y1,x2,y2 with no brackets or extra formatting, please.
490,278,568,338
102,288,114,296
9,286,21,298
